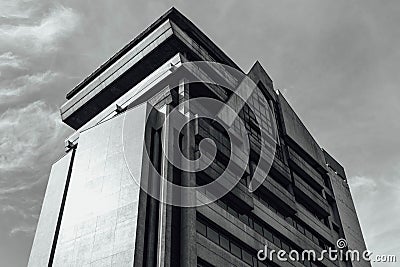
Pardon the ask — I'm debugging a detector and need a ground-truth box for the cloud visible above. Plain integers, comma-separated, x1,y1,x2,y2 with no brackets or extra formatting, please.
0,204,38,220
9,225,35,237
0,71,58,100
0,0,35,20
0,101,68,172
0,52,25,70
348,175,378,192
348,172,400,265
0,5,80,53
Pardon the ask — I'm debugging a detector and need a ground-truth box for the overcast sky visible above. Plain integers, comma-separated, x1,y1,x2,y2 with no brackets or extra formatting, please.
0,1,399,266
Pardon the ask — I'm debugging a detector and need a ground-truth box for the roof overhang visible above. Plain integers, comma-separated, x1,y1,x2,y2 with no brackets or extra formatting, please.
61,8,241,129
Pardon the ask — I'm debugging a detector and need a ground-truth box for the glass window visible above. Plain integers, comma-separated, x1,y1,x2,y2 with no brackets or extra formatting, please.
263,228,273,242
197,220,207,236
273,235,281,248
242,250,253,266
227,206,238,217
220,235,230,251
230,242,242,258
305,229,313,240
297,224,305,234
254,221,263,235
281,241,290,253
248,217,254,228
239,213,249,225
207,227,219,244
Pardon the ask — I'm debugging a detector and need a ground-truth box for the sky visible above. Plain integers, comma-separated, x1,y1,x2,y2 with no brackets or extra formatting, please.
0,0,399,266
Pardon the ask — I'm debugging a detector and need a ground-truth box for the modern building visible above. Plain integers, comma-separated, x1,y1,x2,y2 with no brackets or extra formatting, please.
28,8,370,267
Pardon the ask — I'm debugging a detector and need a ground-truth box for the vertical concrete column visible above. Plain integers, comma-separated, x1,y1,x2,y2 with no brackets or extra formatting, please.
158,102,174,267
145,129,161,267
179,81,197,267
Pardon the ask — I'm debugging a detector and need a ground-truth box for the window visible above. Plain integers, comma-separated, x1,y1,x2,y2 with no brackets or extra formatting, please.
197,258,214,267
239,213,249,225
207,227,219,244
281,242,290,253
242,250,253,265
254,221,263,235
273,235,281,248
220,235,230,251
230,242,242,258
263,228,273,242
197,220,207,236
297,224,305,235
196,216,279,267
227,206,239,217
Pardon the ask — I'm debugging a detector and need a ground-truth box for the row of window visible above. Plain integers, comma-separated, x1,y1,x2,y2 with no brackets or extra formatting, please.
215,199,299,255
287,148,325,186
218,190,333,255
293,171,324,198
195,127,333,255
253,192,288,220
286,217,333,251
197,216,277,267
296,199,330,228
197,216,325,267
253,191,333,251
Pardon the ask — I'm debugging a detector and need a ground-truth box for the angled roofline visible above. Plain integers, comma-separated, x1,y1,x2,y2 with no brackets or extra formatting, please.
66,7,240,100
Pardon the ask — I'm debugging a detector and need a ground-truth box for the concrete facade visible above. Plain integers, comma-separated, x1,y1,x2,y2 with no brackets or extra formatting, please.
29,8,370,267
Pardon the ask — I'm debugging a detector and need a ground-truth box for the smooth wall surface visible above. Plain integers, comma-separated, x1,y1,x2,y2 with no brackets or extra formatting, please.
330,170,370,267
52,106,148,266
28,152,73,267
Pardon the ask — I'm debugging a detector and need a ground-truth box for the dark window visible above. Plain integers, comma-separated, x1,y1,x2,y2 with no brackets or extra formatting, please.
230,242,242,258
197,258,214,267
281,242,290,253
220,235,230,251
239,213,249,225
242,250,253,266
227,206,239,217
254,221,263,235
263,228,273,242
207,227,219,244
305,229,313,240
197,220,207,236
297,224,305,234
273,235,281,248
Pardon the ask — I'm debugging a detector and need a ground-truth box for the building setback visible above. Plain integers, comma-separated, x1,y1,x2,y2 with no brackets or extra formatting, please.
28,7,370,267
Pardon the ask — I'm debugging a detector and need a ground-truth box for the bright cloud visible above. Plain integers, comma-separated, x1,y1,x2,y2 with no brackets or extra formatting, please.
0,101,68,171
0,71,58,100
0,52,25,70
0,5,80,53
0,0,35,20
9,225,36,237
